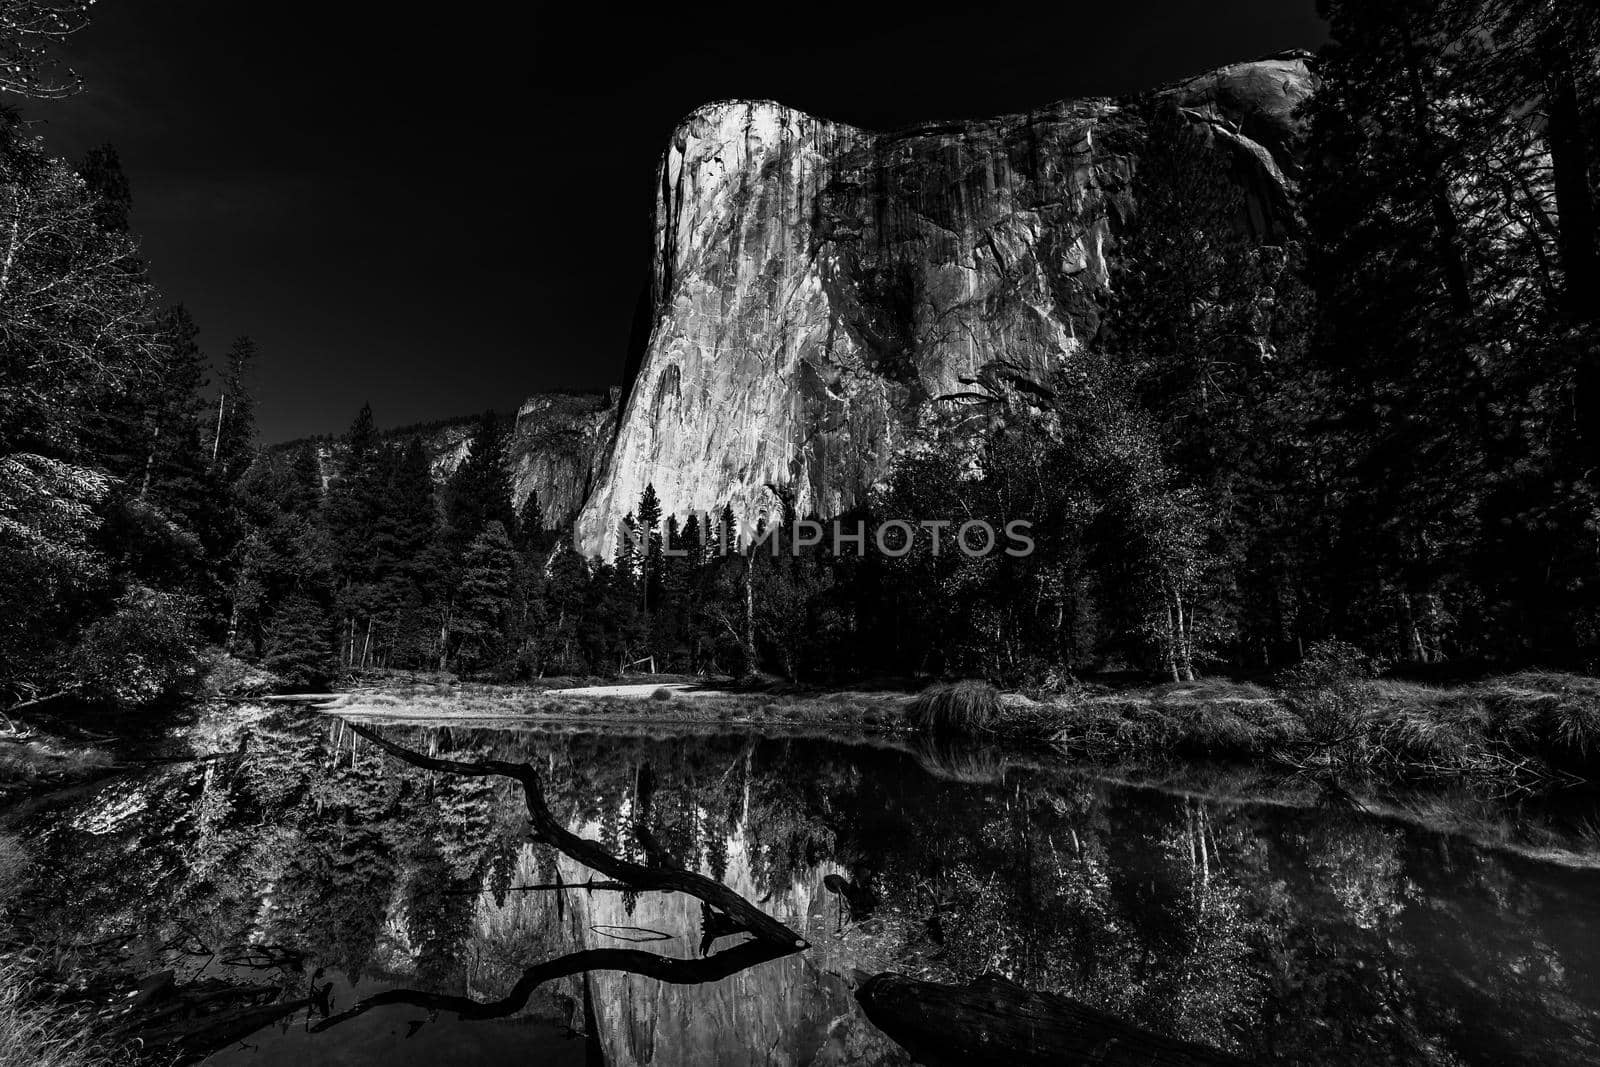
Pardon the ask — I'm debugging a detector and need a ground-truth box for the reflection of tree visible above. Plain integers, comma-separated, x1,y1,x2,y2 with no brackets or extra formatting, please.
343,720,807,950
13,723,1600,1067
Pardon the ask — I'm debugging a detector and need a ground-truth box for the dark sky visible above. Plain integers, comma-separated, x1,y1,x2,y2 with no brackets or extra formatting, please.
32,1,1328,443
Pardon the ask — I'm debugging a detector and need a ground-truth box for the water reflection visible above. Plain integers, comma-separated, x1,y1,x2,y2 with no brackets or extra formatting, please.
4,713,1600,1065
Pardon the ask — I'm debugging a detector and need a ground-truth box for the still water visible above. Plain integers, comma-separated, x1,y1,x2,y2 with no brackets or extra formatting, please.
6,711,1600,1065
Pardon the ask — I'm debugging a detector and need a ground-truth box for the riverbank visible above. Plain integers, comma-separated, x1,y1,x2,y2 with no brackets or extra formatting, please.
312,670,1600,786
7,669,1596,803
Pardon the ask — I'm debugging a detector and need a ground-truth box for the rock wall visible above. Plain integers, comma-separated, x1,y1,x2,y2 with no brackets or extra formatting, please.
573,52,1314,556
507,389,620,529
426,389,620,529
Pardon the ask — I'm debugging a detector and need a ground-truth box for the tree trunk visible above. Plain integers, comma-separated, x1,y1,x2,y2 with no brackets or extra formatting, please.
1399,22,1475,316
1543,27,1600,468
211,392,226,464
138,424,160,501
1544,35,1599,319
742,556,757,674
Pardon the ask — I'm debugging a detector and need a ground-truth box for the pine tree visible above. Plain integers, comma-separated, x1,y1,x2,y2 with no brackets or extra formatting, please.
326,404,390,666
211,337,259,485
450,521,519,673
444,411,515,549
264,592,335,689
636,483,662,614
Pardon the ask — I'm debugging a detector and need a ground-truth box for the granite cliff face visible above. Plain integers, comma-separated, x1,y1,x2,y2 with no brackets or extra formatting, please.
573,52,1314,556
296,389,618,531
427,389,620,529
506,389,619,529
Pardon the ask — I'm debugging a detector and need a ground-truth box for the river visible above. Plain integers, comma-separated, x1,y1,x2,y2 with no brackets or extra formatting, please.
4,710,1600,1064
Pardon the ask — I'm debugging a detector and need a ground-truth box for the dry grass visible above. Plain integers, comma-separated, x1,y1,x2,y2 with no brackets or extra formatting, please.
1476,672,1600,770
0,962,123,1067
320,669,1600,782
906,681,1004,735
0,833,29,904
1046,690,1303,759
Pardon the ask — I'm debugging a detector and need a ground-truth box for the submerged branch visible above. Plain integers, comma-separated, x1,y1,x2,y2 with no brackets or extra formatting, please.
310,940,795,1032
343,720,808,949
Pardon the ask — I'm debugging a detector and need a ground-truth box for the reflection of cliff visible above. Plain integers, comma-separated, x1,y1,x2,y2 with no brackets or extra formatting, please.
461,821,906,1067
17,722,1600,1067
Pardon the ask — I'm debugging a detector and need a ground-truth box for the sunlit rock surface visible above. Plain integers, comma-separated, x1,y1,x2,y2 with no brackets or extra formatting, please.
574,51,1314,556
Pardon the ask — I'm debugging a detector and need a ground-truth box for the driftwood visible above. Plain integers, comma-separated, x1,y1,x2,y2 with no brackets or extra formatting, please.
344,720,807,950
855,973,1252,1067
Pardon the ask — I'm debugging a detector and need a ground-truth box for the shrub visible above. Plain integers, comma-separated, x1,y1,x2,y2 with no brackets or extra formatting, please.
1278,639,1378,743
68,586,201,709
906,680,1003,735
199,647,279,698
650,687,673,702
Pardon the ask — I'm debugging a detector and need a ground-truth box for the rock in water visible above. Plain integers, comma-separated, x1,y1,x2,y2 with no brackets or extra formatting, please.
573,52,1315,556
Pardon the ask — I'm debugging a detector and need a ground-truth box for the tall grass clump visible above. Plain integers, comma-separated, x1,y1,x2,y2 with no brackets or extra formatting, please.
906,680,1003,735
1480,672,1600,771
0,962,118,1067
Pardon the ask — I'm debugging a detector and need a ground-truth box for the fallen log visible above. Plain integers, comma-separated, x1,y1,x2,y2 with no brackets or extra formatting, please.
856,972,1251,1066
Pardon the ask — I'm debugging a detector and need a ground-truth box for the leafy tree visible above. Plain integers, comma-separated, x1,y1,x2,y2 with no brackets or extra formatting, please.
0,1,93,98
68,586,200,708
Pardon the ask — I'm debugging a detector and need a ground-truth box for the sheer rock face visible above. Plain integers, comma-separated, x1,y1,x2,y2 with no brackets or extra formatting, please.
507,389,620,529
427,390,619,529
574,52,1315,556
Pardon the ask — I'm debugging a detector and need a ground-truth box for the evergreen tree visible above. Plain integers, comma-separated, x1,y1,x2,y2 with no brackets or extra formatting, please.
450,520,519,673
211,337,259,485
514,489,546,556
636,483,662,614
326,404,388,667
264,592,335,689
443,411,515,548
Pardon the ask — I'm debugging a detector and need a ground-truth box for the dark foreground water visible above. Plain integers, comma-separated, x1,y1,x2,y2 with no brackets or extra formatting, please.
5,712,1600,1065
